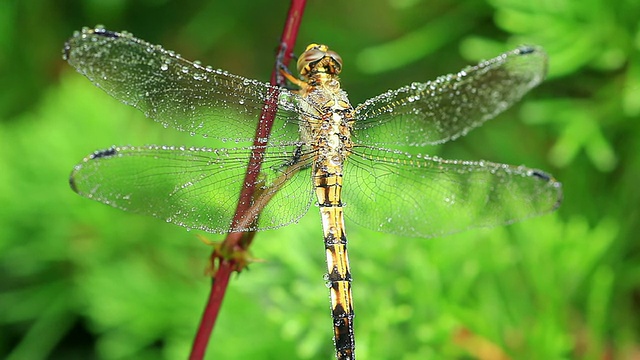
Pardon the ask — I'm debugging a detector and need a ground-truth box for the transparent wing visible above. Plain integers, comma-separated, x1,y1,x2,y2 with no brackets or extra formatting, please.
70,145,314,233
63,27,301,145
343,146,562,238
353,46,547,147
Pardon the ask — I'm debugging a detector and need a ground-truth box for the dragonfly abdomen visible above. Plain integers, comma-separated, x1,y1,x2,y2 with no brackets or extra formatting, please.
315,168,355,359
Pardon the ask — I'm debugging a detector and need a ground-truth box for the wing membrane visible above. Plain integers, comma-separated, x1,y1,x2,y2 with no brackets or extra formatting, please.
353,47,547,147
70,145,314,233
343,146,562,237
63,27,301,145
66,30,561,237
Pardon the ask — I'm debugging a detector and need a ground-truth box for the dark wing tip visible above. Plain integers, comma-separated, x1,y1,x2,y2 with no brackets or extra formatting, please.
62,26,122,61
513,46,548,75
531,169,551,181
516,46,536,55
531,169,563,210
69,146,118,193
69,172,78,193
90,146,118,160
91,26,119,38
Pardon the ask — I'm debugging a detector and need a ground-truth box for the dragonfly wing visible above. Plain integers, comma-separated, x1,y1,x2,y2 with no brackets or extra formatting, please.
63,27,301,145
343,146,562,238
353,46,547,147
70,145,314,233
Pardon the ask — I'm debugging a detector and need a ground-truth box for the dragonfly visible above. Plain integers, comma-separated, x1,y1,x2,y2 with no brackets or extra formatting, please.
64,26,562,360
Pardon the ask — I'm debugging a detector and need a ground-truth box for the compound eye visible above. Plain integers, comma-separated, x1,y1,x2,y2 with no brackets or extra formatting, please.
297,45,328,74
326,50,343,70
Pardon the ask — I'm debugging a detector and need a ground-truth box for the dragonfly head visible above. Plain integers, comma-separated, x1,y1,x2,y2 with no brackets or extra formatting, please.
297,44,343,78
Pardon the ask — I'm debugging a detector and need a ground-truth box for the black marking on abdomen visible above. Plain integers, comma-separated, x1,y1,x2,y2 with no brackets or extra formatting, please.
332,305,355,360
327,268,351,282
319,201,343,208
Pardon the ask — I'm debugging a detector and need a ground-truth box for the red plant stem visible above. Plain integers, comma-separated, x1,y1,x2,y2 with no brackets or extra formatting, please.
189,1,307,359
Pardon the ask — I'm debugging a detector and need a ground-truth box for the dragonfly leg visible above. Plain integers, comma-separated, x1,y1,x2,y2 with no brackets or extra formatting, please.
275,42,303,89
277,48,308,90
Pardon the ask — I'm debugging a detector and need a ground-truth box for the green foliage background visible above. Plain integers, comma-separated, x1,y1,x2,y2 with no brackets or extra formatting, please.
1,0,638,359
